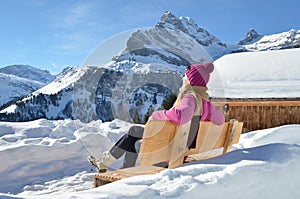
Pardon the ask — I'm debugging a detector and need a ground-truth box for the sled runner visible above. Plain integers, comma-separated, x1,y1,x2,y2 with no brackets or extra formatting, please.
94,119,243,187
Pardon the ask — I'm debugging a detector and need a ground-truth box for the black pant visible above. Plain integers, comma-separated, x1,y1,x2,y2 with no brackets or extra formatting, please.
109,125,144,168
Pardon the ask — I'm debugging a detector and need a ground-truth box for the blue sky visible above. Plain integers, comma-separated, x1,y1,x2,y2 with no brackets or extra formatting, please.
0,0,299,74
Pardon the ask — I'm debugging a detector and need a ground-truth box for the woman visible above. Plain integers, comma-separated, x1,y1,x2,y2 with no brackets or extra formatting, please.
88,62,225,173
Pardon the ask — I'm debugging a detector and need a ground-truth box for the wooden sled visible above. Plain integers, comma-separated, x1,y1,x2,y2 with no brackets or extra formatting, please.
94,119,243,187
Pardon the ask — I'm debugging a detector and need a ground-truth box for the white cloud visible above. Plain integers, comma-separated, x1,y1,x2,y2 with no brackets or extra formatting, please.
45,2,101,56
52,2,94,29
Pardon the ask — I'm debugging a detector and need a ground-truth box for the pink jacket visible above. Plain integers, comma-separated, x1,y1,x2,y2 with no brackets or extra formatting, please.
151,94,225,125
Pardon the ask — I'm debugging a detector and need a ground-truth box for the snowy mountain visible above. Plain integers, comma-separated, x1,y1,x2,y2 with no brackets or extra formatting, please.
243,29,300,51
0,65,55,108
156,11,228,59
0,62,182,123
0,66,97,122
0,64,55,84
238,28,262,45
156,11,300,53
113,27,212,67
0,73,43,107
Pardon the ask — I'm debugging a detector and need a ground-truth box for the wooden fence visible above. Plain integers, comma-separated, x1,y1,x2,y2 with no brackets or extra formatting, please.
212,98,300,132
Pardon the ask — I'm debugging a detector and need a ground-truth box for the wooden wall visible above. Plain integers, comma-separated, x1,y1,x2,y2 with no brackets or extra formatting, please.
212,98,300,132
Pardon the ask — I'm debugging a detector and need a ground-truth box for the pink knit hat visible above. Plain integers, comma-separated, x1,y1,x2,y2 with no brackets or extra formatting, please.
185,62,214,86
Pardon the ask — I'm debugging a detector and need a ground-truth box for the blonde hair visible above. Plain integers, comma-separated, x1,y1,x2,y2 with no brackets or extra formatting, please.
172,77,209,115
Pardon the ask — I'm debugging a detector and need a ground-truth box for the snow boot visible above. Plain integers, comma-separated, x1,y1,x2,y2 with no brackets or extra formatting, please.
87,151,116,173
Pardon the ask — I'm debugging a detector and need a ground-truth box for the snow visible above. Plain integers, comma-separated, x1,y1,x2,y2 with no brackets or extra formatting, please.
107,60,181,75
0,73,44,107
0,48,300,198
0,119,299,199
209,48,300,98
0,66,88,114
245,29,300,51
0,65,55,85
37,66,88,95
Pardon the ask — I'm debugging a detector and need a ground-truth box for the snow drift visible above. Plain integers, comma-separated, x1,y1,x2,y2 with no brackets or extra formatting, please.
209,48,300,98
0,119,299,199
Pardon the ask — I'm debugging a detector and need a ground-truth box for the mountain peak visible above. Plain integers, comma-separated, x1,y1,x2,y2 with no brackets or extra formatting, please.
156,11,227,58
157,11,188,33
238,28,261,45
160,11,177,22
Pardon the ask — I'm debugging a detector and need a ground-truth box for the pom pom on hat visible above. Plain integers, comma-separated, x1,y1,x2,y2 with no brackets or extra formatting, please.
185,62,214,86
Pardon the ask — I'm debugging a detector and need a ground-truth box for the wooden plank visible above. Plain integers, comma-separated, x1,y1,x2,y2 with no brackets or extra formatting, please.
254,106,260,130
212,99,300,107
222,120,236,154
298,107,300,123
186,122,228,156
94,165,165,187
241,106,247,125
248,106,253,132
297,107,300,123
222,120,244,154
187,153,220,161
168,123,190,169
275,106,280,127
139,121,176,166
231,122,243,144
185,122,213,155
260,106,264,129
211,124,230,149
280,106,288,125
291,106,300,124
262,105,267,129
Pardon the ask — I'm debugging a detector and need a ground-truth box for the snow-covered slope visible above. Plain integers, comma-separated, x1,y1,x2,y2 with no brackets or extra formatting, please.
209,48,300,98
0,119,299,198
36,66,87,95
0,65,55,108
0,65,55,84
0,73,44,107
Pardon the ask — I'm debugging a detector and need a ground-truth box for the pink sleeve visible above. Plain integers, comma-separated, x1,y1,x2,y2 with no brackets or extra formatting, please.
201,100,225,125
151,95,196,125
151,96,225,126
